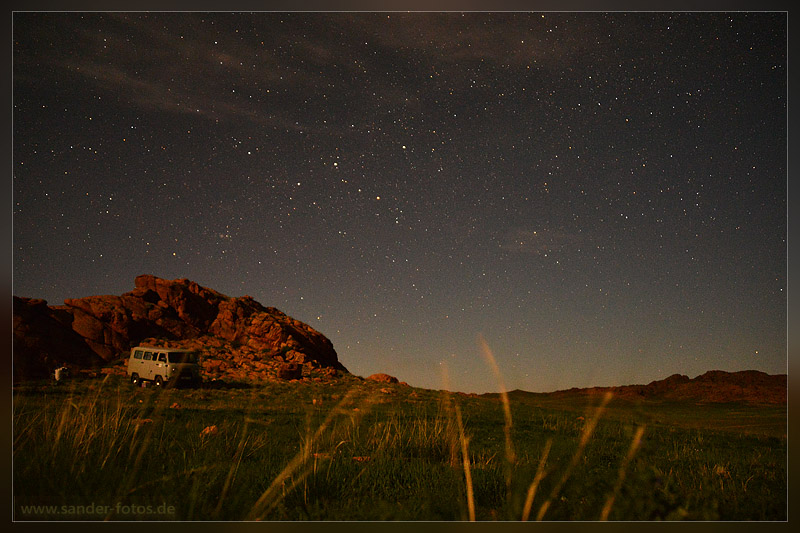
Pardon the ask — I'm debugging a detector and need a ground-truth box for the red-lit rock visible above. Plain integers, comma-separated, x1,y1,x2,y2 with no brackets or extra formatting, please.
13,275,347,381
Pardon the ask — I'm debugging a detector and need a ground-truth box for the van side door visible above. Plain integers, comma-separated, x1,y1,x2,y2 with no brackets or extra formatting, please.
143,351,156,379
155,352,167,379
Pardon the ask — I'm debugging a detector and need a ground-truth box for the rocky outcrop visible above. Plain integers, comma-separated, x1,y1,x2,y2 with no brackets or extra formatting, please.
644,373,691,392
545,370,786,405
660,370,786,404
13,275,347,380
367,373,399,384
12,297,106,380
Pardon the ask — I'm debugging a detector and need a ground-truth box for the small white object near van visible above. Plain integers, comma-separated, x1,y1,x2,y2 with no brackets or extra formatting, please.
54,366,69,383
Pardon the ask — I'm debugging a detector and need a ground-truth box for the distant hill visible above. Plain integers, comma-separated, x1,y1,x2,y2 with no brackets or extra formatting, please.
502,370,786,405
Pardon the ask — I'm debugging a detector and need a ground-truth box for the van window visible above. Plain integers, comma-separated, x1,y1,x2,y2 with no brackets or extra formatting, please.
133,350,143,359
168,352,197,364
157,353,167,362
144,352,154,361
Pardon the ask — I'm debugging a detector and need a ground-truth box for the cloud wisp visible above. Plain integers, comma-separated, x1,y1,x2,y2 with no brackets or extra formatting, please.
499,227,587,256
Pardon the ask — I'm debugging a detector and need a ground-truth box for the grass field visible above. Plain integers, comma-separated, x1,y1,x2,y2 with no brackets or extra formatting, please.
12,373,786,521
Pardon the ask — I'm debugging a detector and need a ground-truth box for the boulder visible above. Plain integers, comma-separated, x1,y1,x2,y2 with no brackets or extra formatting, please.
277,362,303,380
367,373,399,384
12,297,105,380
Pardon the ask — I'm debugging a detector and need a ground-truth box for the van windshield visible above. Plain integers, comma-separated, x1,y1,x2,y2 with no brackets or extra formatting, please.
167,352,197,364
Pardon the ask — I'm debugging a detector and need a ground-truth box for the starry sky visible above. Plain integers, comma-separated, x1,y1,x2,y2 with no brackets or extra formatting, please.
12,11,787,393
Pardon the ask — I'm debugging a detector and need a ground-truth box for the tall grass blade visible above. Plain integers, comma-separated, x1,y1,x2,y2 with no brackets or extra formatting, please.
600,425,646,520
536,391,613,520
477,335,516,468
106,382,179,519
246,387,369,520
454,401,475,521
214,421,249,518
521,438,552,521
441,362,475,520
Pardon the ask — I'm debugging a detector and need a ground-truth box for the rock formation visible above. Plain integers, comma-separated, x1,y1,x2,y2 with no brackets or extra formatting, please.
543,370,786,405
13,275,347,381
366,373,400,384
12,297,106,380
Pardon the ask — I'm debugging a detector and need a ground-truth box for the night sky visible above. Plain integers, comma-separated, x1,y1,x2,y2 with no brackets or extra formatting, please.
12,11,786,393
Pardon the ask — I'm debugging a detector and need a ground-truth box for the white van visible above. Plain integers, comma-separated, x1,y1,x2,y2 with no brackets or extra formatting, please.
127,346,201,388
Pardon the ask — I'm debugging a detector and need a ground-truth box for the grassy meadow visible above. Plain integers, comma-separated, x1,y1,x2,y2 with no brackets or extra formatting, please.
13,372,786,521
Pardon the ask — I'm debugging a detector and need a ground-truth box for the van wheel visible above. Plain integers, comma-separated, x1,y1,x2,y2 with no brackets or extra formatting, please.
154,376,164,387
131,374,141,386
